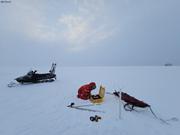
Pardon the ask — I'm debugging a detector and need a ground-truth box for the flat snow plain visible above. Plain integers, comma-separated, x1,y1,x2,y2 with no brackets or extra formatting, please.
0,66,180,135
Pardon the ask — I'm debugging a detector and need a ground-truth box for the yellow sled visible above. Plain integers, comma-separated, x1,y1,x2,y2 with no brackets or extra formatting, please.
90,85,105,104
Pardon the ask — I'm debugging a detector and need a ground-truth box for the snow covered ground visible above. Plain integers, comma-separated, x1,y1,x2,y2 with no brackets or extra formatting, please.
0,66,180,135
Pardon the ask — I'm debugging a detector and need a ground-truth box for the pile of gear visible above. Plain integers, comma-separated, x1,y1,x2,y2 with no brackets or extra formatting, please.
7,65,178,124
77,82,105,104
69,82,178,124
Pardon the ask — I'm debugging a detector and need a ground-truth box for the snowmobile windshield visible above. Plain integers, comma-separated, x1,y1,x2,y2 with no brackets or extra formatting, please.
27,71,34,76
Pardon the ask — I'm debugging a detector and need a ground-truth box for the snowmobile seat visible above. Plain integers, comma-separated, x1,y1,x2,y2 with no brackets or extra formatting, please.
90,85,105,104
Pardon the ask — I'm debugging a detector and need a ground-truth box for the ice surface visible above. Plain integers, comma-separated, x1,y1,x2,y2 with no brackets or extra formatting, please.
0,66,180,135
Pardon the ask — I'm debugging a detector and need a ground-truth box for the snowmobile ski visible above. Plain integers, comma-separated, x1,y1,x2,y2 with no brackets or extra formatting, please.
67,102,105,113
7,82,20,88
7,79,55,88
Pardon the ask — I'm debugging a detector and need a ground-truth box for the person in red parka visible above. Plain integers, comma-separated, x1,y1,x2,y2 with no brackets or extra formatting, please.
77,82,96,100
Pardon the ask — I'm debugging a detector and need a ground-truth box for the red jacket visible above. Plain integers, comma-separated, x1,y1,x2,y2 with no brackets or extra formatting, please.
77,82,96,100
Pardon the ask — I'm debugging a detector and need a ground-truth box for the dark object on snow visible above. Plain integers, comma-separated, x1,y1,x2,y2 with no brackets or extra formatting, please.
90,115,101,122
15,63,56,84
68,102,75,107
112,91,150,111
164,63,173,66
77,82,96,100
113,91,120,97
108,91,178,124
121,92,150,111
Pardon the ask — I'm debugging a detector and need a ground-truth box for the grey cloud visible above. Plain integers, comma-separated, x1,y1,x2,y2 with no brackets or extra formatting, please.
0,0,180,66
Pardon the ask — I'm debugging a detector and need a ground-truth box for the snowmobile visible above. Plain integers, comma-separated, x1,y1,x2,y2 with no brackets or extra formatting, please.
8,63,57,87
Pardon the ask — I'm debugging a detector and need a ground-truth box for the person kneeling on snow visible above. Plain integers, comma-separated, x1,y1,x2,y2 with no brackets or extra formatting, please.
77,82,96,100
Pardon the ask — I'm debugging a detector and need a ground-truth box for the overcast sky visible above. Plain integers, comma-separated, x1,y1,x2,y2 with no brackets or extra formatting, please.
0,0,180,67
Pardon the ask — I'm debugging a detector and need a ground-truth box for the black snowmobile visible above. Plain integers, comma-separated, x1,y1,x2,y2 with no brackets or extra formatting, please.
8,63,57,87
